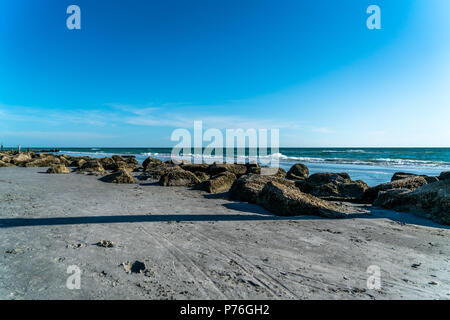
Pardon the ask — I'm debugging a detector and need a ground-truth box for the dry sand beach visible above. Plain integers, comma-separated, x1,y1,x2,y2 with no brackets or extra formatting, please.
1,161,449,300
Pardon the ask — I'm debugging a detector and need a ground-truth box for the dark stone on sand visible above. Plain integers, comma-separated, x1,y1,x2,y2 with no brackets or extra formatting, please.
295,172,369,202
247,166,287,177
438,171,450,181
194,171,210,182
23,155,62,167
209,163,247,177
46,164,70,174
257,181,345,218
0,160,14,167
76,160,106,175
142,156,164,170
363,176,429,203
374,179,450,225
391,172,439,184
230,174,295,203
100,170,136,184
286,163,309,180
181,163,210,173
200,171,237,194
159,169,201,187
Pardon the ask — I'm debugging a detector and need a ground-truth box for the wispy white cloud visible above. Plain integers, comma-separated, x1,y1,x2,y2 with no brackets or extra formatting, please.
1,102,301,132
0,130,118,139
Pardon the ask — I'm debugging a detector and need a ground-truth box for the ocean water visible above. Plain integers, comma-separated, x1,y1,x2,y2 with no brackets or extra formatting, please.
20,147,450,186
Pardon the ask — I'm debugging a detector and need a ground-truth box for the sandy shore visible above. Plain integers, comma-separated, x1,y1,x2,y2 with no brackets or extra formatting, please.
0,167,449,299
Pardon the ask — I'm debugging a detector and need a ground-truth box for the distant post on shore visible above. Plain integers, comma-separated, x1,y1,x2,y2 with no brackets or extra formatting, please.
0,143,3,152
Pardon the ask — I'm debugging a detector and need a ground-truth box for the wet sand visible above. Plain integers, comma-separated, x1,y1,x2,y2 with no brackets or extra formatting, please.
0,167,449,299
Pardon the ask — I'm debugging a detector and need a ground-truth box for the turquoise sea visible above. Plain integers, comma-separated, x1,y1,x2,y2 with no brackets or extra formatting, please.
11,147,450,186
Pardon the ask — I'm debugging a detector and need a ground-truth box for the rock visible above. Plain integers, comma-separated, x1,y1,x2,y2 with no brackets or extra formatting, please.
364,176,429,203
159,169,201,187
113,160,138,172
181,163,210,173
257,181,345,218
230,174,295,203
142,156,163,170
165,159,191,165
200,172,237,194
76,160,106,175
286,163,309,180
391,172,439,184
121,260,147,274
0,160,14,167
100,170,136,184
194,171,210,182
70,158,87,168
439,171,450,181
23,156,61,167
99,157,117,170
295,172,368,202
248,166,287,177
46,165,70,174
111,155,126,163
141,164,182,180
209,163,247,177
374,179,450,225
12,153,32,164
245,162,260,173
0,154,13,163
96,240,114,248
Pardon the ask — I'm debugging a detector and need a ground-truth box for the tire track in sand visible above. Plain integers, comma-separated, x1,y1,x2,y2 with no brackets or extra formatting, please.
137,225,228,299
191,229,299,299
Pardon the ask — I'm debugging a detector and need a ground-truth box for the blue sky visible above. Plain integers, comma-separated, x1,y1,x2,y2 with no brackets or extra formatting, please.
0,0,449,147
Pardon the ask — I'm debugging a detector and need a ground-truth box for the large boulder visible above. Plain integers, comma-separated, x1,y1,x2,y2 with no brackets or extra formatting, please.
247,166,287,177
46,165,70,174
113,159,140,172
209,163,248,177
286,163,309,180
374,179,450,225
12,153,32,165
391,172,439,184
363,176,429,203
70,158,87,168
295,172,368,202
23,156,61,167
257,181,345,218
230,174,295,203
142,157,163,170
159,169,201,187
99,157,117,170
439,171,450,181
194,171,210,182
76,160,106,175
141,164,182,180
0,160,14,167
142,156,164,171
181,163,210,174
200,172,237,194
100,170,136,184
245,162,260,173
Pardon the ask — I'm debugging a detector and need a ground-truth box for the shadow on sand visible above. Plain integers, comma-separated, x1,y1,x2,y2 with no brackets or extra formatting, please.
1,205,447,229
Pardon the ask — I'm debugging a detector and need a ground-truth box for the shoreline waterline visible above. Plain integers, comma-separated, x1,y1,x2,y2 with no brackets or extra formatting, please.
3,147,449,186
